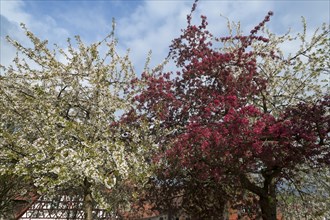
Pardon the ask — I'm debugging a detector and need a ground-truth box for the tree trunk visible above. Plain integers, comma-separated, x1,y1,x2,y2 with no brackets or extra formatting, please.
259,194,277,220
259,174,277,220
83,178,93,220
239,173,279,220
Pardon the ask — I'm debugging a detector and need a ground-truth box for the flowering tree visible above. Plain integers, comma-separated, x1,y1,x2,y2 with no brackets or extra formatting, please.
0,23,151,219
242,13,330,219
131,3,329,219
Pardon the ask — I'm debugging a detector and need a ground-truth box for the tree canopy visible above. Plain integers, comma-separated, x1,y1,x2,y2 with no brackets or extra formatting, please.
0,23,152,219
129,4,330,219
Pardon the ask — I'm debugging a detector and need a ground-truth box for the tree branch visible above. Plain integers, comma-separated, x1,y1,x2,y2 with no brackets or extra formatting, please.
239,174,264,196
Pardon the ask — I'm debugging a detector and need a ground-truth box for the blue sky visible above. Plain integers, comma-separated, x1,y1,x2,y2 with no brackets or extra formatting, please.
1,0,329,74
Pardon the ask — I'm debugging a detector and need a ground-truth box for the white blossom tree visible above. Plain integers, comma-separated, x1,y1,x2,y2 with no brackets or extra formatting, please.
0,23,152,219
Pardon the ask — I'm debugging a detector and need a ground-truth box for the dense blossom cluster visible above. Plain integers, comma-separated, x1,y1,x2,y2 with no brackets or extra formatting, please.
0,24,152,217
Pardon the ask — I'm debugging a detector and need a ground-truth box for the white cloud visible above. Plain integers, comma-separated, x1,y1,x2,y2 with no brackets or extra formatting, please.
56,5,111,40
116,1,277,73
116,1,192,73
1,0,328,75
116,0,329,75
1,0,32,48
0,0,31,24
0,0,70,68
